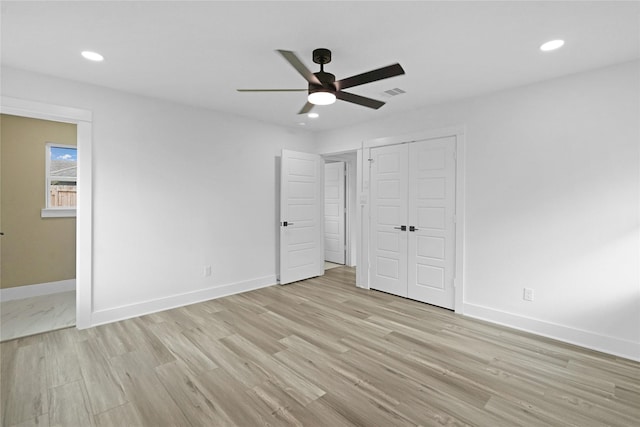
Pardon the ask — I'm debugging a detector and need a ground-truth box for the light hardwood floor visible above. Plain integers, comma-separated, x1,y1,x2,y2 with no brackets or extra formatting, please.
1,267,638,426
324,261,343,271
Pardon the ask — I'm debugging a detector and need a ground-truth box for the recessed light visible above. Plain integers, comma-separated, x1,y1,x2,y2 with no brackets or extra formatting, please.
297,122,306,126
307,113,319,118
540,40,564,52
81,51,104,61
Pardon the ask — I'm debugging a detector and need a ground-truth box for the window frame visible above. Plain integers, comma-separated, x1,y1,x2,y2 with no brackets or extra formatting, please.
41,142,77,218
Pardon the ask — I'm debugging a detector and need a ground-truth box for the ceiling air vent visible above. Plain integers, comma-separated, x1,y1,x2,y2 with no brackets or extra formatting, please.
383,88,406,96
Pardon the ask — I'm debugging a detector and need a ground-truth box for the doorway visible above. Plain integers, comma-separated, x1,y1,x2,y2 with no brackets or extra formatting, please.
0,96,93,332
0,114,77,340
323,152,357,271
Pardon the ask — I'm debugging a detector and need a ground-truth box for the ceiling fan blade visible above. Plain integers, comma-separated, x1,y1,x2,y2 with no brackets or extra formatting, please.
336,63,405,90
237,89,306,92
277,50,322,86
336,91,385,109
298,102,314,115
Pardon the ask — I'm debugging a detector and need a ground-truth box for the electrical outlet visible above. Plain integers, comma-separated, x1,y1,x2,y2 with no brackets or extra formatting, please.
204,265,212,277
523,288,534,302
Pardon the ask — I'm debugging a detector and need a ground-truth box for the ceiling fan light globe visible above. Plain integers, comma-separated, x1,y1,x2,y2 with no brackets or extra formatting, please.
308,91,336,105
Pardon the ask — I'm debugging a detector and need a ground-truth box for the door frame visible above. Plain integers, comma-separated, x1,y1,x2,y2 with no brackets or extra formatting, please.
1,96,93,328
323,160,347,265
358,125,466,313
323,153,357,267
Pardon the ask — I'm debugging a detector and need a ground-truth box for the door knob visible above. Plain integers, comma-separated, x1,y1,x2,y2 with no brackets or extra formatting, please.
393,225,407,231
409,226,419,232
281,221,295,227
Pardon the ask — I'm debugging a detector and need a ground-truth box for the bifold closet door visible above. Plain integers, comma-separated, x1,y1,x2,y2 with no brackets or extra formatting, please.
369,143,409,296
407,137,456,309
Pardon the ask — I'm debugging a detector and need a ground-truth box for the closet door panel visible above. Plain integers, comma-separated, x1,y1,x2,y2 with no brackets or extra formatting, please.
369,144,409,297
408,137,456,309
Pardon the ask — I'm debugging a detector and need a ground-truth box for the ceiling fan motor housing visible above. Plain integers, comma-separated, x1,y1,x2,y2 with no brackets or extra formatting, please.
310,71,337,94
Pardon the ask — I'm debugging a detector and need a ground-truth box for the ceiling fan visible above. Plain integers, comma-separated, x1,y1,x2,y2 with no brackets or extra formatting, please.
237,48,405,114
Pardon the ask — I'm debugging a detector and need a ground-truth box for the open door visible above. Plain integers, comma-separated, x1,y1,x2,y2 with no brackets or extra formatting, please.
279,150,324,284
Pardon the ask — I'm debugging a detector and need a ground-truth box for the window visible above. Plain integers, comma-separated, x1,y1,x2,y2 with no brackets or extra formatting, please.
42,143,77,218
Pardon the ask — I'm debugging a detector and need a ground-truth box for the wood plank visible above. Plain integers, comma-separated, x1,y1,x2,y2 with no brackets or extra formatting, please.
47,381,93,427
1,339,19,425
75,339,127,415
194,367,281,426
155,361,236,426
7,414,50,427
260,309,350,354
1,342,48,426
123,317,176,367
273,348,420,426
248,379,307,426
146,321,217,374
211,309,287,355
220,333,326,406
297,298,393,339
109,350,191,426
243,283,309,307
93,403,143,427
90,322,136,358
43,328,82,388
181,326,270,388
287,395,357,427
142,306,201,331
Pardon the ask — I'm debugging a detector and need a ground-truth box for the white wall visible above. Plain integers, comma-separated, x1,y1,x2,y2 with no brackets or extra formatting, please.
2,66,315,325
3,61,638,360
316,61,640,361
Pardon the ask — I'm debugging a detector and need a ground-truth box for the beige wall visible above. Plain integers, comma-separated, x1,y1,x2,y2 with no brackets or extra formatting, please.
1,114,77,288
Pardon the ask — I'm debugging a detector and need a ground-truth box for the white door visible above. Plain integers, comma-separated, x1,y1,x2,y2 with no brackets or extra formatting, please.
368,137,456,309
407,137,456,309
369,143,408,296
324,161,345,264
279,150,324,284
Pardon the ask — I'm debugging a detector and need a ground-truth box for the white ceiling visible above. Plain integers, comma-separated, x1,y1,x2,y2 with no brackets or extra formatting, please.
2,1,639,132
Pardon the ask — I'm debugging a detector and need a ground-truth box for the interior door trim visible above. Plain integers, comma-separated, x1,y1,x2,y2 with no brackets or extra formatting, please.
1,96,94,328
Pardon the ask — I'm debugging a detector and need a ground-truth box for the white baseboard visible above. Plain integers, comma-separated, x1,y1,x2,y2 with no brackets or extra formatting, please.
90,275,277,327
462,303,640,362
0,279,76,301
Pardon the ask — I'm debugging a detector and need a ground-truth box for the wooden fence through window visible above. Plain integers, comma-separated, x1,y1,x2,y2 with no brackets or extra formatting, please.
50,185,77,207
